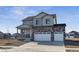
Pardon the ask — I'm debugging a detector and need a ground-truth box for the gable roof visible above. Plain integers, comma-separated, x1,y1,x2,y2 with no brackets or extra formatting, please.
22,16,34,21
16,24,31,29
37,12,48,15
22,12,56,21
69,31,78,33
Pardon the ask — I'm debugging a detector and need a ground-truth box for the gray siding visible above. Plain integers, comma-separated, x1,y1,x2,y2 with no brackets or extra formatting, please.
33,18,42,26
42,16,55,26
21,13,57,27
23,20,33,26
33,15,56,26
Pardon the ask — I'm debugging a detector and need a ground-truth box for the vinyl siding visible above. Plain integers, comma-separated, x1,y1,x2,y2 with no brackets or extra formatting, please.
33,16,56,26
23,20,33,25
42,16,55,26
33,18,42,26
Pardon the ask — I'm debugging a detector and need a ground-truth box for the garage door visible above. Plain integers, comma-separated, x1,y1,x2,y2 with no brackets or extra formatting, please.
34,32,51,41
54,32,64,41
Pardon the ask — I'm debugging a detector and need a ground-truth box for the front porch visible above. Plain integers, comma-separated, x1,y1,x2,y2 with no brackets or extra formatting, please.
16,25,32,41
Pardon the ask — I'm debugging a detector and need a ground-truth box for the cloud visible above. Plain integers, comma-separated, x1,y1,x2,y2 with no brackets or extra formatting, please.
10,6,39,17
11,7,26,16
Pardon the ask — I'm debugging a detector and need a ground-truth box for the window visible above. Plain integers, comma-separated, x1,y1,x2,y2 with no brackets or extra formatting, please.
36,20,39,25
46,19,50,24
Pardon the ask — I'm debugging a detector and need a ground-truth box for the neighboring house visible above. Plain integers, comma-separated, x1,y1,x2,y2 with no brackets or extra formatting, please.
11,33,22,40
17,12,66,41
66,31,79,38
4,33,11,39
0,31,4,39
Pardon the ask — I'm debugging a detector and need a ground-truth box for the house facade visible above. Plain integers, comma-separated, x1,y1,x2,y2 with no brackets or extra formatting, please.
0,31,4,39
17,12,66,41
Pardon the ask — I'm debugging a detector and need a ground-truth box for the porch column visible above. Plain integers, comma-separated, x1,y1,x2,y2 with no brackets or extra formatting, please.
17,28,19,33
30,29,32,39
17,28,21,34
20,29,23,34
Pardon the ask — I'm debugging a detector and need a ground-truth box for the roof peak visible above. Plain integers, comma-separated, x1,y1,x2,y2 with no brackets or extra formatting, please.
39,12,47,14
37,12,56,16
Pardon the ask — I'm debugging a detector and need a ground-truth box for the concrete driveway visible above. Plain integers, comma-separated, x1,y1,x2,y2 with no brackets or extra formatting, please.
0,42,65,52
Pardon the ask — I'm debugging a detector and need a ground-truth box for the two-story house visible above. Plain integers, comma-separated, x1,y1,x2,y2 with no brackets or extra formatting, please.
17,12,66,42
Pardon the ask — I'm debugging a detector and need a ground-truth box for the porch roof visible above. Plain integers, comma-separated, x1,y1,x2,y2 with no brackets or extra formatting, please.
16,24,31,29
53,24,66,27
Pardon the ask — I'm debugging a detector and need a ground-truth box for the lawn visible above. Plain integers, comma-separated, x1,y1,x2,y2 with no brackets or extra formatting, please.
0,39,25,46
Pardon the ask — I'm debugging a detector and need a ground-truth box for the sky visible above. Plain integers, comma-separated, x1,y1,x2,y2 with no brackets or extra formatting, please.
0,6,79,34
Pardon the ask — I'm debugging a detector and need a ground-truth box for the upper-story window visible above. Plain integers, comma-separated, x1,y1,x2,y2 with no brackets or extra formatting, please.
46,19,50,24
36,20,39,25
